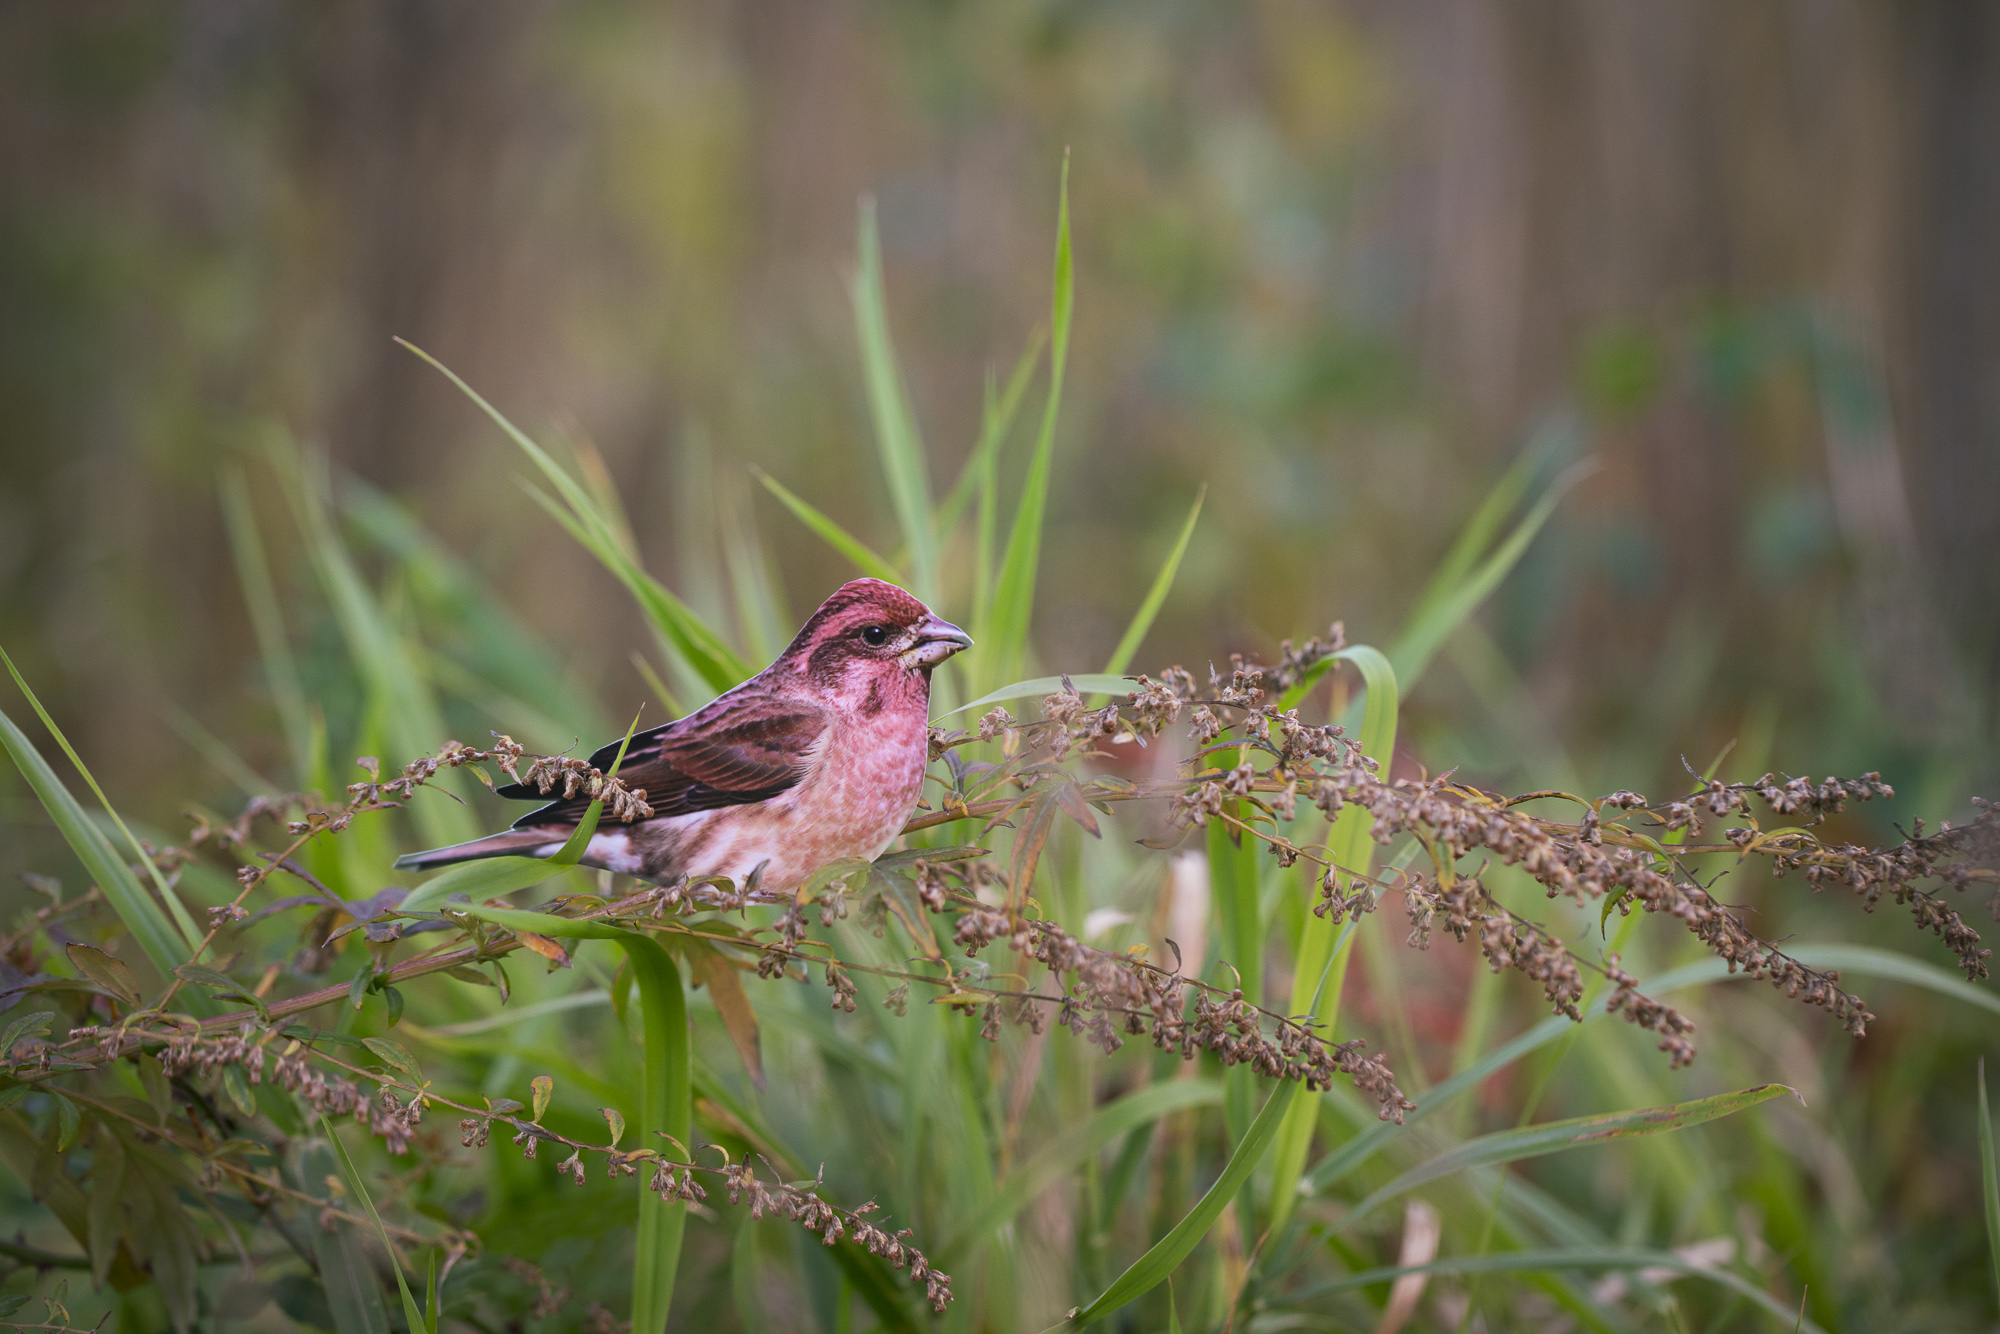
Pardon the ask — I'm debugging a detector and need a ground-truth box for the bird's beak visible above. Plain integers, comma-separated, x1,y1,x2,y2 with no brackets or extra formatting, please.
903,616,973,669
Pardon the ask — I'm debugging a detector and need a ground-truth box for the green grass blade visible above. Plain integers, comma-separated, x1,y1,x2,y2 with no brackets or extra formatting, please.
986,159,1074,692
625,934,691,1333
1069,1078,1299,1326
1273,1248,1826,1334
1304,944,2000,1198
1982,1058,2000,1310
219,464,313,781
1343,1085,1795,1231
718,471,790,664
932,674,1136,722
1103,486,1204,676
297,1141,393,1334
853,198,937,602
344,481,608,743
750,466,902,584
397,339,751,693
936,331,1044,549
1386,458,1592,694
1267,646,1397,1229
943,1080,1222,1259
450,904,689,1330
0,651,202,964
271,443,477,848
321,1116,429,1334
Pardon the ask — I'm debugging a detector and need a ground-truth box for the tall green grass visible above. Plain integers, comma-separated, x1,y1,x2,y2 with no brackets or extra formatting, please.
0,172,1994,1334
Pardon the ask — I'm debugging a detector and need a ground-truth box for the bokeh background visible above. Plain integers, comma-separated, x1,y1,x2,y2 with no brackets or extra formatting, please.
2,3,1999,1326
4,0,1996,816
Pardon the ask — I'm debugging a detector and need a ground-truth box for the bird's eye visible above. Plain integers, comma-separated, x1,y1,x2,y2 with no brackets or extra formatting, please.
860,624,891,647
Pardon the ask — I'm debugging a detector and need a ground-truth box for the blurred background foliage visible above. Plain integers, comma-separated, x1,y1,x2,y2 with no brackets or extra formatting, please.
1,2,1997,1331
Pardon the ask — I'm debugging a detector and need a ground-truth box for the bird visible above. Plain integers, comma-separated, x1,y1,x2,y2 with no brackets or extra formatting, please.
394,578,972,894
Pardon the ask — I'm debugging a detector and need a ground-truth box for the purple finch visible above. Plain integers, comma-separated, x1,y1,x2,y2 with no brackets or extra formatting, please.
396,579,971,893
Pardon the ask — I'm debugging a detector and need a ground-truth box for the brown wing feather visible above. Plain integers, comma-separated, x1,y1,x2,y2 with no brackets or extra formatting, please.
497,685,827,828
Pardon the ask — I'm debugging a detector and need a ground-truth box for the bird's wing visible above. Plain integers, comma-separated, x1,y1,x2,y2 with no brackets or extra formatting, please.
498,689,829,827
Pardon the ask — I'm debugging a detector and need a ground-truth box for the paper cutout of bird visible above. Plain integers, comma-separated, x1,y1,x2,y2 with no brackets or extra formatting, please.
395,579,972,893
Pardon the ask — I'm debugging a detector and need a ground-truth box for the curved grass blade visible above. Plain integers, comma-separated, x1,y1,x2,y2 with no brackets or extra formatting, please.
397,339,751,694
1303,944,2000,1199
1267,645,1397,1230
0,674,200,977
1102,485,1205,677
1068,1079,1299,1326
270,442,479,848
944,1079,1223,1259
985,158,1073,692
933,674,1136,723
219,465,313,782
750,466,902,584
936,330,1044,548
1981,1058,2000,1309
853,198,937,602
1274,1247,1824,1334
1341,1085,1795,1231
1386,457,1593,693
321,1117,432,1334
298,1140,392,1334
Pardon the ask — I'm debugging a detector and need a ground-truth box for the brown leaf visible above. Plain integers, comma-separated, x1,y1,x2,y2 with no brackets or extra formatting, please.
686,940,764,1090
516,932,572,970
1055,782,1102,837
66,944,141,1007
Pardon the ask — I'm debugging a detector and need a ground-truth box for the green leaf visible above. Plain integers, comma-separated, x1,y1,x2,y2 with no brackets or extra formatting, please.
362,1039,419,1077
1069,1079,1299,1326
65,943,142,1007
52,1091,81,1151
934,674,1135,722
1,1011,56,1062
852,199,937,601
0,1086,30,1112
1268,645,1398,1230
87,1128,124,1290
174,963,242,993
603,1107,627,1149
1103,485,1204,676
1981,1058,2000,1310
1272,1247,1825,1334
531,1074,554,1123
985,158,1074,692
221,1065,257,1119
750,466,902,585
1343,1085,1796,1231
944,1080,1223,1259
397,855,569,914
383,985,404,1028
0,676,201,980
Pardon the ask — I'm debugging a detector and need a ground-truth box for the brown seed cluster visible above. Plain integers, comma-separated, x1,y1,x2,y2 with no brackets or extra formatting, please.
719,1158,952,1311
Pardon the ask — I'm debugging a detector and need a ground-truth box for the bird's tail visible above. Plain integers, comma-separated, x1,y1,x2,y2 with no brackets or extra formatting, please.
394,827,566,872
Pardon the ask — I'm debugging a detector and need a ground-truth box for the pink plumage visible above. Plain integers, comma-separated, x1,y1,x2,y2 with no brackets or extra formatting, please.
396,579,972,893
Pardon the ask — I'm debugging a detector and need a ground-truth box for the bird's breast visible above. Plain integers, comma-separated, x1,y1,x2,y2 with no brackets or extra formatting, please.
623,704,930,893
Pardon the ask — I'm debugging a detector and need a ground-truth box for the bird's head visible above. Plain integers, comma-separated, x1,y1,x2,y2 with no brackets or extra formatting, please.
781,579,973,703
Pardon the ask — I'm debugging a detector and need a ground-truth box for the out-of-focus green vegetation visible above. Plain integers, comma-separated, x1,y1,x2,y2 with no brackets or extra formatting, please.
1,4,1996,1332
